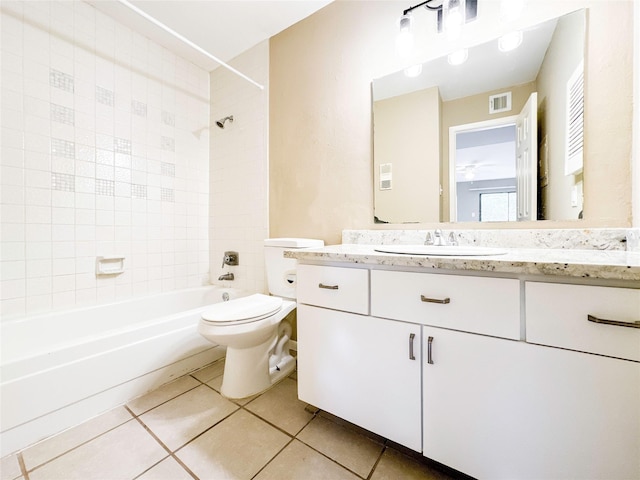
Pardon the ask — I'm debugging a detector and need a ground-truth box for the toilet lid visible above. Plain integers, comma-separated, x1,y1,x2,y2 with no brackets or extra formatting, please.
201,294,283,324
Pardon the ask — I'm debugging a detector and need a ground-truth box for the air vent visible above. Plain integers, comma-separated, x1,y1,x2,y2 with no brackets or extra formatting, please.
565,62,584,176
379,163,392,190
489,92,512,114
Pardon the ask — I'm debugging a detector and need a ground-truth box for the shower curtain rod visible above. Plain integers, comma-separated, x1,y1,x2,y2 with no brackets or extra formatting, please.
117,0,265,90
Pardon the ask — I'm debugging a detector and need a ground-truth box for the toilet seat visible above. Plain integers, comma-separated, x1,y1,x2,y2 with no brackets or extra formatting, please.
201,294,283,326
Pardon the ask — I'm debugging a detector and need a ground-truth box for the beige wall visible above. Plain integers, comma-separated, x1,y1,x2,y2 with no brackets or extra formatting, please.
270,0,635,244
536,10,585,221
373,87,440,224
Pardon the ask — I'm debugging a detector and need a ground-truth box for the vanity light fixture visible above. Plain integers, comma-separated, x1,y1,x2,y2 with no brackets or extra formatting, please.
396,0,478,55
443,0,465,41
448,48,468,65
498,31,523,52
404,63,423,77
396,13,414,58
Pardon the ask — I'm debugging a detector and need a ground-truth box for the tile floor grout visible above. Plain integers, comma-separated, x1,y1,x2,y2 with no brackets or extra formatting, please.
248,437,295,480
4,358,459,480
20,410,137,478
126,406,200,480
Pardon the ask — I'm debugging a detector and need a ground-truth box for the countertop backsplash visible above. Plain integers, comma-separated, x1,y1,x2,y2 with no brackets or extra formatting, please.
342,228,640,252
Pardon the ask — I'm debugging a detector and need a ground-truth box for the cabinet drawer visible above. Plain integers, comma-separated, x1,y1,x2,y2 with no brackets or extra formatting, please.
297,265,369,314
371,270,520,339
526,282,640,361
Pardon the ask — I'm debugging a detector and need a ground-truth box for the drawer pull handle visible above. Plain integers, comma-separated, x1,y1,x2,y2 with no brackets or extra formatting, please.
427,336,434,364
318,283,339,290
587,314,640,329
409,333,416,360
421,295,450,304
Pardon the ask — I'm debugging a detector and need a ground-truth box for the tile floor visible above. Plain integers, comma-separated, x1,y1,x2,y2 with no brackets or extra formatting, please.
1,358,459,480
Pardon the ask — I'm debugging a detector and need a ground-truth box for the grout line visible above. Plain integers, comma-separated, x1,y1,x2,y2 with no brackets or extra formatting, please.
241,407,297,440
10,365,444,480
222,377,375,479
17,453,29,480
169,406,240,455
125,405,173,456
129,381,203,416
129,455,174,480
366,445,388,480
293,434,369,480
20,409,137,475
249,438,295,480
126,406,199,480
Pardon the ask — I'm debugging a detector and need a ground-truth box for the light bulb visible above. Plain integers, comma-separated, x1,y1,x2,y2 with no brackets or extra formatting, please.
444,0,465,41
464,166,475,181
448,48,468,66
396,14,414,58
498,31,523,52
404,64,423,77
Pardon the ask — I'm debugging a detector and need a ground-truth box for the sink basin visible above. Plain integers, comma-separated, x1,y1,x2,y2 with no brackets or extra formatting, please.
374,245,508,256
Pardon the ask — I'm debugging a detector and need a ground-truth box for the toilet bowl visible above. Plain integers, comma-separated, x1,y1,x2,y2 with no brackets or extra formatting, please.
198,238,323,399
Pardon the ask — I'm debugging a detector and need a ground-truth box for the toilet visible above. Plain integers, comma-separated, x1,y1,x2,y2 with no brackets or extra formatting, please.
198,238,324,399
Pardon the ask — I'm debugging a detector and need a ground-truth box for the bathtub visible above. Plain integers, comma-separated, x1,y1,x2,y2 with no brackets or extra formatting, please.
0,286,245,456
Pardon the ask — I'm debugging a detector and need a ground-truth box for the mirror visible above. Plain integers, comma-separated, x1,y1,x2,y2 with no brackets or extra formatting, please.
372,10,586,224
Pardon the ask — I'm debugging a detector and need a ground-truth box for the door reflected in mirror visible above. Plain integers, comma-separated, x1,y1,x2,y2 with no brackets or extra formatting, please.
452,122,517,222
372,9,586,224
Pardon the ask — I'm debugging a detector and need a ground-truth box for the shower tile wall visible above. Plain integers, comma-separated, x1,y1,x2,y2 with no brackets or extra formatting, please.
0,1,211,321
209,41,269,294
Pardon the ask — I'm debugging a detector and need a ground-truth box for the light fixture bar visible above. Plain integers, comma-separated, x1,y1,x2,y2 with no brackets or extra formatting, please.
403,0,442,16
117,0,265,90
401,0,477,31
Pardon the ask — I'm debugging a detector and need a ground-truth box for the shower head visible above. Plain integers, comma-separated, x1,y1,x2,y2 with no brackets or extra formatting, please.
216,115,234,129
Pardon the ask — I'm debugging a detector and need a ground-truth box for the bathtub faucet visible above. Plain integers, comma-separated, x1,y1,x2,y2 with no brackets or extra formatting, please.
218,272,234,281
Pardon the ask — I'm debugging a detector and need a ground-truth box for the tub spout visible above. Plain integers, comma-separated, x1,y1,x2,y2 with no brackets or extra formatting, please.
218,272,234,281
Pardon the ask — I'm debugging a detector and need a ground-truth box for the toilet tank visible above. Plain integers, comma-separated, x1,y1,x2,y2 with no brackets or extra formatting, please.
264,238,324,299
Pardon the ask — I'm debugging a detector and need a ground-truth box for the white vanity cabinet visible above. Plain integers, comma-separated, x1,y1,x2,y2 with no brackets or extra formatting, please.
422,325,640,479
295,262,640,479
521,281,640,479
370,270,521,339
422,326,535,479
369,270,527,477
296,265,422,451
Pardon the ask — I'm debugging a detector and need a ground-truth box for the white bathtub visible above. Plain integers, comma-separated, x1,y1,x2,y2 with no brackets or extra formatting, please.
0,286,245,456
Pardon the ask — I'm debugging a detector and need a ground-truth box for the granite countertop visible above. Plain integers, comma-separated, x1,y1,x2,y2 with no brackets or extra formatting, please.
285,244,640,282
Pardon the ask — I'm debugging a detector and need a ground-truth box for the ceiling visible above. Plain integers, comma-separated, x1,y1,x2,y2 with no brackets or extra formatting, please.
89,0,333,72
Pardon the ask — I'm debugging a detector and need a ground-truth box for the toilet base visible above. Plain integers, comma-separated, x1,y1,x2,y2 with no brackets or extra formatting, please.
220,336,296,399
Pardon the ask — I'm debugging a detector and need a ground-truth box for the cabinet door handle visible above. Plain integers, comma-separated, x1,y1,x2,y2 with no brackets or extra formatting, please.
409,333,416,360
421,295,450,304
587,314,640,329
427,336,434,364
318,283,339,290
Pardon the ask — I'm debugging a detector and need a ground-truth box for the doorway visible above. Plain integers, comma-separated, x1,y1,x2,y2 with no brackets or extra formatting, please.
449,92,538,222
449,118,517,222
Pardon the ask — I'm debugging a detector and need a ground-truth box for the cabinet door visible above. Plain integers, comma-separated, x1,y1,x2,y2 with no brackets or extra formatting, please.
423,327,640,479
298,305,422,451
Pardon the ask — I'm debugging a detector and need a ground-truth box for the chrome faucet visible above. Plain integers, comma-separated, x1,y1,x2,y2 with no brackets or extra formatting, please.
433,229,446,246
426,229,458,246
218,251,237,281
448,231,459,246
424,232,434,245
